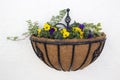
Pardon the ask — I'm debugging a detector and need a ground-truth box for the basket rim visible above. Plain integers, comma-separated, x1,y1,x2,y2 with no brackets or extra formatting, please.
30,32,106,45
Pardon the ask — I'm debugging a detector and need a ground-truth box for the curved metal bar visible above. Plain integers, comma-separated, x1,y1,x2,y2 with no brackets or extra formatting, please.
44,43,60,70
30,41,38,55
90,41,102,63
99,40,106,54
35,42,42,60
34,42,52,68
54,8,71,31
91,40,106,63
30,37,106,45
57,45,64,71
74,43,91,71
68,45,75,71
55,23,66,28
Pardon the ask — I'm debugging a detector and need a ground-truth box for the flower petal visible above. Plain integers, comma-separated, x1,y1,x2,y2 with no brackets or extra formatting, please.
79,24,85,30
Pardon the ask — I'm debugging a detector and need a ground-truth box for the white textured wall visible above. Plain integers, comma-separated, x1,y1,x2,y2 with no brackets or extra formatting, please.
0,0,120,80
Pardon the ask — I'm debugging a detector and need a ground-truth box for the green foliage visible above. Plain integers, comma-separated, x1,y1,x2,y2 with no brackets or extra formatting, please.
7,9,103,41
7,20,39,41
52,31,62,39
83,23,102,38
7,36,18,41
70,21,79,27
39,29,50,38
27,20,39,36
48,9,66,26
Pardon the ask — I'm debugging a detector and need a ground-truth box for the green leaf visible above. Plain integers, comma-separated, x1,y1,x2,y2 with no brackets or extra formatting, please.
48,9,66,26
97,23,101,26
13,36,18,40
22,32,29,35
7,37,10,39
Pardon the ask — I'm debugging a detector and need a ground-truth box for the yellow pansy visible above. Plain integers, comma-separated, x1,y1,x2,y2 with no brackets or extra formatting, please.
37,28,41,34
44,23,51,31
63,31,70,38
73,27,82,32
60,28,67,33
80,31,84,39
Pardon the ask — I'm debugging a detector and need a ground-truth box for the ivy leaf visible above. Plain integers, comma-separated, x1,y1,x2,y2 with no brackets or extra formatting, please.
97,23,101,26
7,37,10,40
13,36,18,40
22,32,29,35
48,9,66,26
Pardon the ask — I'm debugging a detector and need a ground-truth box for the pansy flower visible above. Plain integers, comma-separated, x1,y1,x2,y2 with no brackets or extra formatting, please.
49,28,55,35
79,24,85,30
73,27,82,32
37,28,41,34
87,31,93,38
60,28,67,33
63,31,70,38
44,23,51,31
80,31,84,39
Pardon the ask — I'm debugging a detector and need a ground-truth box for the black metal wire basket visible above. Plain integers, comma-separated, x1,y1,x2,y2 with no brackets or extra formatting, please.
30,9,106,71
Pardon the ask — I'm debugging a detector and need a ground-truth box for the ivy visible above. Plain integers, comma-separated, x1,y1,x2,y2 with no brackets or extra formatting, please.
48,9,66,26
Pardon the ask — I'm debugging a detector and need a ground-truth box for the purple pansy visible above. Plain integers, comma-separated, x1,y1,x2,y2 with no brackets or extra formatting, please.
49,28,55,35
79,24,85,30
87,31,93,38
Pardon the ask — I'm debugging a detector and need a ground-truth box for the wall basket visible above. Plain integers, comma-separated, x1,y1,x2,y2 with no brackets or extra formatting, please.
30,9,106,71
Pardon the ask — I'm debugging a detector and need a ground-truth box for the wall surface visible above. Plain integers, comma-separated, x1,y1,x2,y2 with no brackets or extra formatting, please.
0,0,120,80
